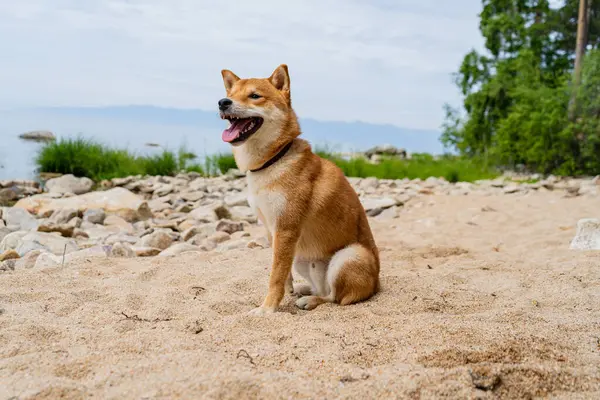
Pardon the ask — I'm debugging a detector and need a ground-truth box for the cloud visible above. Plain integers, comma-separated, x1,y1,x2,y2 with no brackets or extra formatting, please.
0,0,484,130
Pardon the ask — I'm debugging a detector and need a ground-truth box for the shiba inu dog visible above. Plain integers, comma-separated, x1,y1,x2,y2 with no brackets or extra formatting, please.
218,65,380,315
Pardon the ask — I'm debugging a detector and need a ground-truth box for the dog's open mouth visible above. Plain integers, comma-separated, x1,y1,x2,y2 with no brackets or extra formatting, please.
221,116,264,144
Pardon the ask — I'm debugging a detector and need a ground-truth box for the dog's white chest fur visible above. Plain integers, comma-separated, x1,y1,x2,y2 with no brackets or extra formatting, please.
246,173,286,234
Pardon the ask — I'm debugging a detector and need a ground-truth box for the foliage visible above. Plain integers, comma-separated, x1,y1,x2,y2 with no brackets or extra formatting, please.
443,0,600,175
35,137,237,180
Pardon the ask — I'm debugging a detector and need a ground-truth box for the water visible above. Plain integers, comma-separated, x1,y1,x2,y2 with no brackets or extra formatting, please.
0,106,444,180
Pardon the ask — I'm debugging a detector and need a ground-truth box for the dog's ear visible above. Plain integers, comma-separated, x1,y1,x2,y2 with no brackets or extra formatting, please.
269,64,290,92
221,69,240,91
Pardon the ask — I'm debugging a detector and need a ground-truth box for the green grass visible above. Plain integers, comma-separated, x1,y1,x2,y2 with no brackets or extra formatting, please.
35,137,498,183
35,137,235,181
318,151,498,182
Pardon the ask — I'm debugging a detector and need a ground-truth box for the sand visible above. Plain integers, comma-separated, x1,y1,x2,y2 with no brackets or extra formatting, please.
1,191,599,399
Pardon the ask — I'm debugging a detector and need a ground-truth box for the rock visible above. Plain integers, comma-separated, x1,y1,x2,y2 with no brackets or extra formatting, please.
83,208,106,225
34,252,61,269
14,249,43,269
181,191,204,202
149,200,171,213
364,145,406,159
0,227,11,243
570,218,600,250
207,231,231,244
503,185,521,194
230,206,256,223
231,231,251,240
104,215,135,234
189,202,231,222
0,188,19,205
105,234,139,245
224,169,245,180
224,193,248,207
19,130,56,142
565,182,581,197
158,243,202,256
132,246,162,257
375,206,400,219
154,184,174,197
182,224,213,241
0,231,29,252
247,237,270,249
0,259,16,272
217,239,248,252
67,217,82,228
37,222,75,237
0,249,19,262
14,187,147,219
45,174,94,195
138,231,173,250
359,177,379,190
15,232,78,256
360,197,397,217
1,207,39,231
49,208,78,224
111,242,136,258
216,219,244,235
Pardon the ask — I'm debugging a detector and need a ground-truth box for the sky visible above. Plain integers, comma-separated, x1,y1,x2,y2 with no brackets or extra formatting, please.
0,0,485,131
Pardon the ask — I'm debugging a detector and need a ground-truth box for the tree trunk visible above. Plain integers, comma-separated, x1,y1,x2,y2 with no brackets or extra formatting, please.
569,0,590,120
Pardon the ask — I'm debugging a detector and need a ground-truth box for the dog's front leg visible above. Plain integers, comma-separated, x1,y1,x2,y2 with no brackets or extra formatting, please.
249,229,298,315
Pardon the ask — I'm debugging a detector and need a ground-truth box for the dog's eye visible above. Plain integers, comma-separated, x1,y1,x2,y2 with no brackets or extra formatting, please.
249,93,261,99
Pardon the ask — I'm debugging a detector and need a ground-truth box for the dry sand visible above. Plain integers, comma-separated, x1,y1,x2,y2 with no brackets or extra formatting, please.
1,192,599,399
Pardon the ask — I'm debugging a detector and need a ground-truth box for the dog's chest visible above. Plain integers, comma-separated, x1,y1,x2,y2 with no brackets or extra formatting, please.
246,176,286,233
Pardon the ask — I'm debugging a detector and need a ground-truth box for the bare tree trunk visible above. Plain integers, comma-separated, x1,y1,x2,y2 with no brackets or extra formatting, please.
569,0,590,120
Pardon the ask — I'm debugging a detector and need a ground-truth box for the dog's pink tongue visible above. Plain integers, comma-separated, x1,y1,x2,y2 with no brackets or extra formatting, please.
222,119,251,143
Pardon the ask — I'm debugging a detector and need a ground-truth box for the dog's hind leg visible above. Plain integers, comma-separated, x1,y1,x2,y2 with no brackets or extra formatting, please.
295,244,379,310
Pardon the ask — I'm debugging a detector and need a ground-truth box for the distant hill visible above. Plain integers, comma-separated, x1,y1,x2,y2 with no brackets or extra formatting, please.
32,105,445,154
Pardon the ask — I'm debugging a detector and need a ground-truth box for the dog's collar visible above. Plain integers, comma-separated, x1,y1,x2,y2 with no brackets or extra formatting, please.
249,141,294,173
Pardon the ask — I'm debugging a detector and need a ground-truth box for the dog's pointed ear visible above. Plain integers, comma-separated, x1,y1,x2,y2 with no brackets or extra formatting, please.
269,64,290,92
221,69,240,91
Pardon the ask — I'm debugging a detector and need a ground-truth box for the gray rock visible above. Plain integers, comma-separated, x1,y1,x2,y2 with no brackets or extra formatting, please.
2,207,39,231
207,231,231,244
45,174,94,195
247,237,270,249
158,243,202,257
19,130,56,142
502,184,521,194
570,218,600,250
0,188,19,205
230,206,256,223
105,234,139,245
50,208,78,224
83,208,106,225
14,249,43,269
181,191,205,202
104,215,134,234
217,239,249,252
14,232,78,256
216,219,244,235
0,259,16,272
360,197,397,216
0,231,29,252
154,184,174,197
111,242,136,257
138,230,173,250
224,193,248,207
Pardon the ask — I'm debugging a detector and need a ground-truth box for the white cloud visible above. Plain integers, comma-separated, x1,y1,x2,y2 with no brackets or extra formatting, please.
0,0,484,130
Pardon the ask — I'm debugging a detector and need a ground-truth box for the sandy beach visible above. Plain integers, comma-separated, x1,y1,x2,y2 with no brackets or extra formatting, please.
1,188,599,399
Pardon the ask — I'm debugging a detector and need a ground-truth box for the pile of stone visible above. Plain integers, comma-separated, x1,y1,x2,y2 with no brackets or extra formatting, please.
1,171,598,272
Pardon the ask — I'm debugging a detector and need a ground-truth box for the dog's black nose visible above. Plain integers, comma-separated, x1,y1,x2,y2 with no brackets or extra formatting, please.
218,98,233,111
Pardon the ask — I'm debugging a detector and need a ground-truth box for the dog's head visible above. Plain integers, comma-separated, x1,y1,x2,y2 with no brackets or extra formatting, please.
218,65,298,147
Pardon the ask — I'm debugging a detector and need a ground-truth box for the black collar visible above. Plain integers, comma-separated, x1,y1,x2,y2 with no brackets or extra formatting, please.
249,141,294,173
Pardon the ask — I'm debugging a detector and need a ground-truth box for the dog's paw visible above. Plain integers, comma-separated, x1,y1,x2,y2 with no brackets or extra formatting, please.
248,306,276,316
292,284,312,297
295,296,319,310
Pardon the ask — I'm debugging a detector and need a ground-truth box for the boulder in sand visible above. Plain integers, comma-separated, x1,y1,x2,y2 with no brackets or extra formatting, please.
570,218,600,250
45,174,93,195
14,187,151,221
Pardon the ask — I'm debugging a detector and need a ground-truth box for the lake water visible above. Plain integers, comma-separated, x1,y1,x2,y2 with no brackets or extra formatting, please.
0,107,443,180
